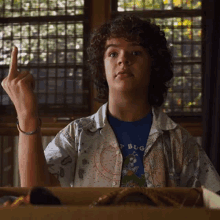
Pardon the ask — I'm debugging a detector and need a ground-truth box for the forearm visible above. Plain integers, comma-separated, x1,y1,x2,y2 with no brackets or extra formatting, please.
18,116,51,187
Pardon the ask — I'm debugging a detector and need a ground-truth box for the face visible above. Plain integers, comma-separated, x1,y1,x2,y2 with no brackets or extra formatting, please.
103,37,152,96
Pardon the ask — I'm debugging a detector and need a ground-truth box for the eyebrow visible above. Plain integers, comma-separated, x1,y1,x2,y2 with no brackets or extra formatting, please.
104,43,142,52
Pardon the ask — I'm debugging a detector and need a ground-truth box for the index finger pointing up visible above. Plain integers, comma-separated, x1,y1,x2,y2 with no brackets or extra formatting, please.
9,46,18,79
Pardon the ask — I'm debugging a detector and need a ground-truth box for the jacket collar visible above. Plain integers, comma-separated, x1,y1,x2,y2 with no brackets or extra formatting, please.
87,102,177,134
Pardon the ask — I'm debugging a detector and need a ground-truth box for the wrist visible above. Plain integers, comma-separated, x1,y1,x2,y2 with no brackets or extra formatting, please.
17,117,41,134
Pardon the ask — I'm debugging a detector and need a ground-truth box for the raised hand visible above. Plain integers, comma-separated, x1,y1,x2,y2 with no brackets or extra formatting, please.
1,46,38,119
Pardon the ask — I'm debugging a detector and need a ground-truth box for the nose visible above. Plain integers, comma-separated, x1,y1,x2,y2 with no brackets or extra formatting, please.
118,52,131,66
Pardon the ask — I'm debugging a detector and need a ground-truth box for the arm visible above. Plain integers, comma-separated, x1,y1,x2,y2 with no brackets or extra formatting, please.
18,116,55,187
180,135,220,192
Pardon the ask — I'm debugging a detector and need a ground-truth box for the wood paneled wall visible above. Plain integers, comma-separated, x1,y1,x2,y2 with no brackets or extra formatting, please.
0,135,55,187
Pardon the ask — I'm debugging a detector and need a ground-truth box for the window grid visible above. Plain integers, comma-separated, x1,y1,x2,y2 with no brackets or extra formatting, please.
0,0,91,117
111,0,202,117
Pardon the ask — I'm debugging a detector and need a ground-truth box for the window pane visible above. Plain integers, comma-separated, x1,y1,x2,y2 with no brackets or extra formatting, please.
117,0,201,11
2,0,84,17
1,3,88,111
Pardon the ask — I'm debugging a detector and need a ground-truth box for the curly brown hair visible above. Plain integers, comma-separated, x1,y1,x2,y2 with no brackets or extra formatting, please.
86,14,174,107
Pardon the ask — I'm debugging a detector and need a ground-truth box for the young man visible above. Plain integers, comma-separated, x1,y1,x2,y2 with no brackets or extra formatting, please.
44,15,220,193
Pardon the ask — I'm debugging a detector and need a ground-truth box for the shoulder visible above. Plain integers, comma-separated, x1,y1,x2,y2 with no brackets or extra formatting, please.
168,122,198,145
58,114,95,139
162,122,200,158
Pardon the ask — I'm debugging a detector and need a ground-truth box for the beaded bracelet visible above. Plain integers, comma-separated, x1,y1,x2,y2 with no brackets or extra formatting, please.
16,118,42,135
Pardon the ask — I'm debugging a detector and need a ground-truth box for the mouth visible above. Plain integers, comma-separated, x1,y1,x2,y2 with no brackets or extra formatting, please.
116,70,133,77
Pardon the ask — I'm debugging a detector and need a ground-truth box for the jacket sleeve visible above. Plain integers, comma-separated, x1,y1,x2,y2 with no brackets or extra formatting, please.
180,135,220,193
44,123,77,187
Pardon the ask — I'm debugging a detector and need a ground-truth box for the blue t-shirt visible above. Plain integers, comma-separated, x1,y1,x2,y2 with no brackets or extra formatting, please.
107,110,153,187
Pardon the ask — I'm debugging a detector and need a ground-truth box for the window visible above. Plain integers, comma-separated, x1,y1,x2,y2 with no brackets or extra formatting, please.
111,0,202,117
0,0,91,117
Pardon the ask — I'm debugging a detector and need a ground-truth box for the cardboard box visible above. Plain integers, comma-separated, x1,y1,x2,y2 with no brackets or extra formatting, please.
0,186,220,220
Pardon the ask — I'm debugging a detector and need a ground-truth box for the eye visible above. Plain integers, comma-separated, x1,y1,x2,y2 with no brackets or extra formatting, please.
132,51,142,56
109,52,117,57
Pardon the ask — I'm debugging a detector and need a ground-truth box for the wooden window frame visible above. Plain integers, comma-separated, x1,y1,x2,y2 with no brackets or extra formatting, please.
0,0,203,137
